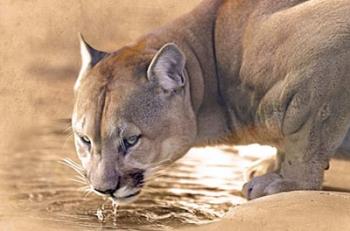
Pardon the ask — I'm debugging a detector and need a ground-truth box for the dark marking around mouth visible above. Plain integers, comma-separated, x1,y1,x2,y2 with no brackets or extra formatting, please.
129,171,144,187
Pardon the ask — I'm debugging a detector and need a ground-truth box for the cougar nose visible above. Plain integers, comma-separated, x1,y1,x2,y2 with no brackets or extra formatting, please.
94,177,120,195
91,159,120,195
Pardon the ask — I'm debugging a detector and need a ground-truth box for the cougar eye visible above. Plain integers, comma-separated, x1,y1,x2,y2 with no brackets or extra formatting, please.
123,135,141,149
79,135,91,146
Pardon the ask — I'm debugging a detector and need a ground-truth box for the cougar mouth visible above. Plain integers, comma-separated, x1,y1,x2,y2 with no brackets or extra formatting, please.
110,188,142,204
92,184,142,202
114,190,141,199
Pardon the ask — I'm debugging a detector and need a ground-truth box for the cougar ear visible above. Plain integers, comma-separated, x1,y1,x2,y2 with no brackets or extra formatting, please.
147,43,186,91
75,33,108,91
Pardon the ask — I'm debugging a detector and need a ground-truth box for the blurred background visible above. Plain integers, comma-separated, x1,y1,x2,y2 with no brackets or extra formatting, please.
0,0,202,147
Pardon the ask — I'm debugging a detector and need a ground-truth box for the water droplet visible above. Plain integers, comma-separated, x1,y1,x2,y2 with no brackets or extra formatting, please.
96,208,104,222
110,200,119,226
112,200,119,216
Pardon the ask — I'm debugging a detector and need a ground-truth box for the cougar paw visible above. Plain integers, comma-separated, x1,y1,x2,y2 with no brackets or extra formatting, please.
242,172,301,200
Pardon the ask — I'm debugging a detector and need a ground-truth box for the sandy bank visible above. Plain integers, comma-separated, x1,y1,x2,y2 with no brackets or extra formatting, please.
184,190,350,231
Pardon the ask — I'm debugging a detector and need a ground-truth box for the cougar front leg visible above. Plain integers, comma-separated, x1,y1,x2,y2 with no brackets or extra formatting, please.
242,151,328,200
243,102,350,200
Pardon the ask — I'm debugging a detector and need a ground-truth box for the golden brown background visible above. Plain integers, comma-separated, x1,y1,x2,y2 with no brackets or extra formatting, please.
0,0,201,149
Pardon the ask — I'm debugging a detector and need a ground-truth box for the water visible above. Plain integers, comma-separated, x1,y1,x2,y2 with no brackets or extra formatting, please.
0,120,274,230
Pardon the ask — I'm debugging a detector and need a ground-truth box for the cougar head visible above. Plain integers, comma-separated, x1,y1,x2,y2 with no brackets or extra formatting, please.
71,35,197,203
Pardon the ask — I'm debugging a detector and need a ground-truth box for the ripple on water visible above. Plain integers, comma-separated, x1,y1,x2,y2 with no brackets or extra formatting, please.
0,120,273,230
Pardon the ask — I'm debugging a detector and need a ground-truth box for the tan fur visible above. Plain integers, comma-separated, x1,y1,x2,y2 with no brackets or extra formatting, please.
73,0,350,201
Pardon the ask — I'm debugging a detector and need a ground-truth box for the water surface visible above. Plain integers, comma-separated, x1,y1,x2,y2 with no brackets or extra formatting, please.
0,120,274,230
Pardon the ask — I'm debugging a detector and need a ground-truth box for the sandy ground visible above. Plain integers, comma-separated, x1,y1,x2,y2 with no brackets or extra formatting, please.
184,191,350,231
1,1,350,230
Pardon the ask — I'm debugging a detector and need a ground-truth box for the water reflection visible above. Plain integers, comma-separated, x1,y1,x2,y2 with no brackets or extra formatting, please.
0,120,274,230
